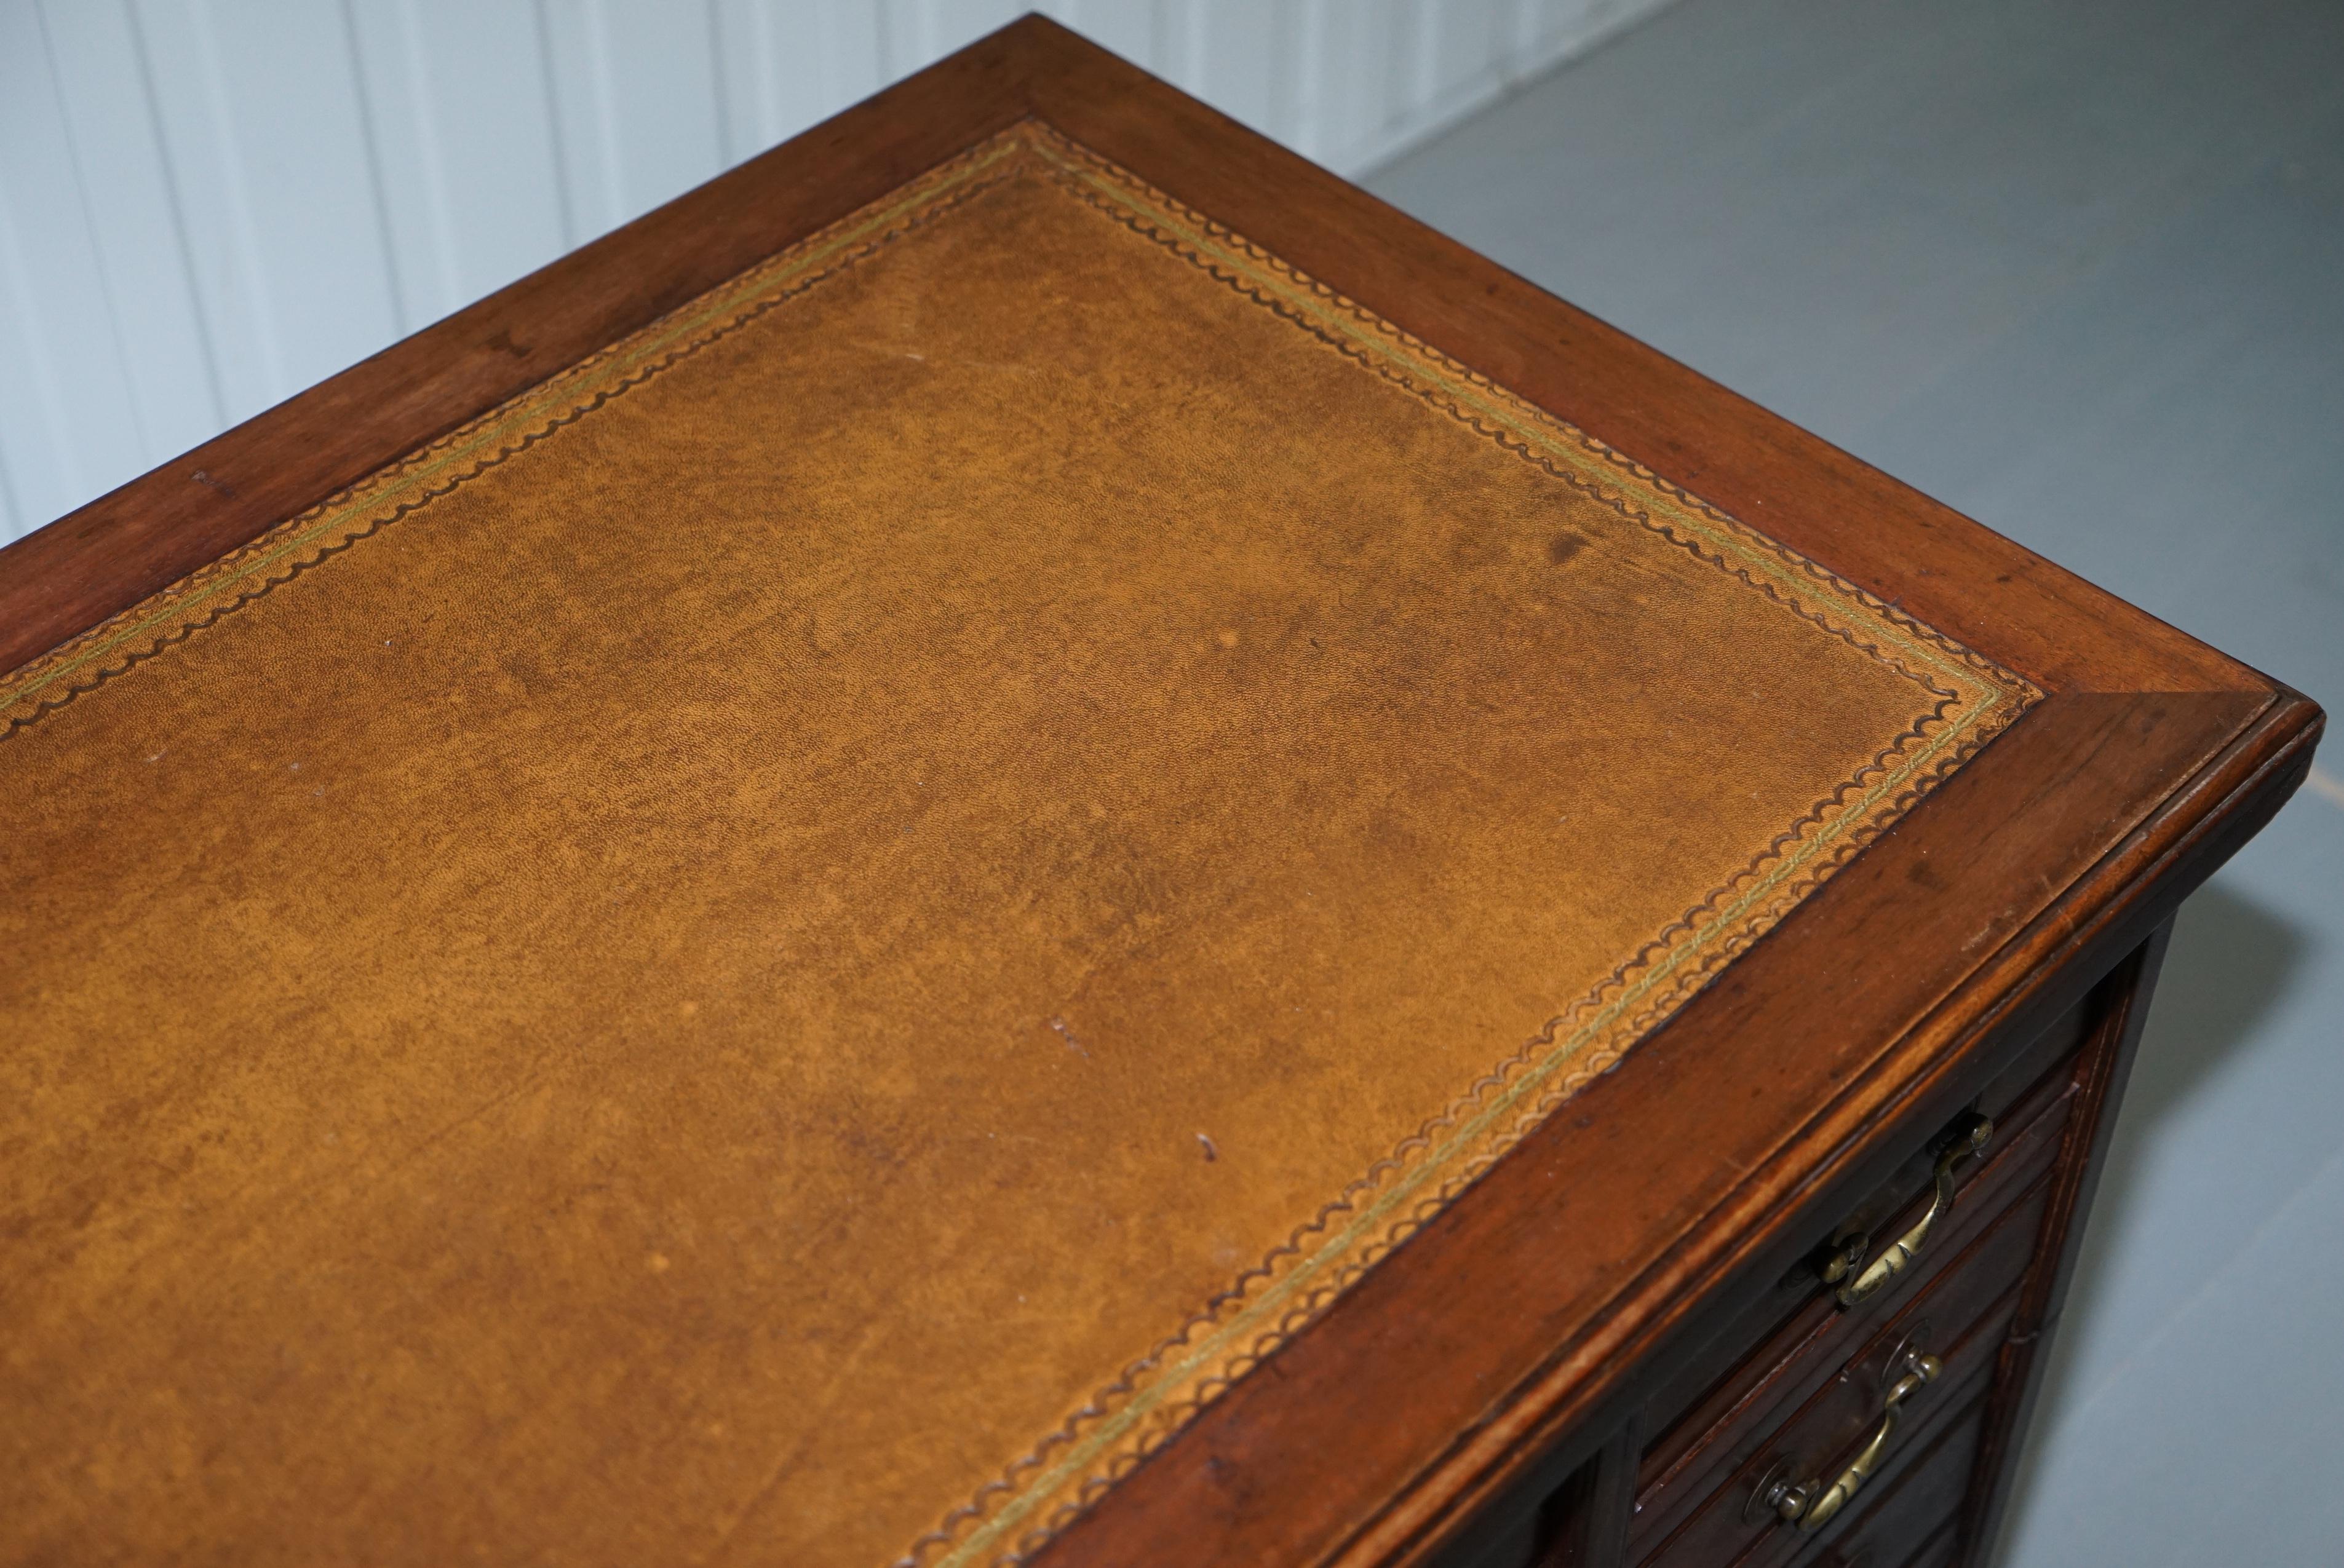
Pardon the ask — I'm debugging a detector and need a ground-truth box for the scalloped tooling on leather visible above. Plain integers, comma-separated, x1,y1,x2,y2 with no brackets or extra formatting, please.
0,124,2035,1568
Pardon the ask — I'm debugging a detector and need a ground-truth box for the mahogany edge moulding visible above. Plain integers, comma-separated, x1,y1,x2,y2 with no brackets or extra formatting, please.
0,15,2320,1568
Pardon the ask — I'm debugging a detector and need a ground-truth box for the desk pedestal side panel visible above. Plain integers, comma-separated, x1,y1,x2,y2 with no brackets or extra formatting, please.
0,127,2033,1568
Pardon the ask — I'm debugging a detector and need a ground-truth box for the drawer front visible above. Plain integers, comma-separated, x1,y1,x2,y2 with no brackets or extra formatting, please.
1776,1393,1986,1568
1429,993,2099,1568
1634,995,2085,1512
1630,1187,2040,1567
1734,1325,2001,1568
1630,1051,2073,1557
1638,1304,2006,1568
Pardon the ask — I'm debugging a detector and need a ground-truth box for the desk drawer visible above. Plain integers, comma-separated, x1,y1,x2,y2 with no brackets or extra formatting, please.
1635,1277,2014,1568
1634,991,2087,1522
1774,1392,1985,1568
1727,1385,1990,1568
1629,1037,2074,1559
1629,1178,2043,1567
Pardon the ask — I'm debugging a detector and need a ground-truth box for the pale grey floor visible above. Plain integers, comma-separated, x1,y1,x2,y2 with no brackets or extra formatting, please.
1368,1,2344,1562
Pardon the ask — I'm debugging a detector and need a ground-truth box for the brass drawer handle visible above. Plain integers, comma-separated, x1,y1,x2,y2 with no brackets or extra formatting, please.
1761,1345,1942,1532
1819,1112,1992,1307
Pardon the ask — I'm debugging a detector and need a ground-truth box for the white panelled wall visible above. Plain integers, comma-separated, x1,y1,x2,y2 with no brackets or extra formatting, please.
0,0,1675,550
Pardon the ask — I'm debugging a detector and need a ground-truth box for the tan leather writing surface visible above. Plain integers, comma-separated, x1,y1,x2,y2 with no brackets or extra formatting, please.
0,126,2033,1567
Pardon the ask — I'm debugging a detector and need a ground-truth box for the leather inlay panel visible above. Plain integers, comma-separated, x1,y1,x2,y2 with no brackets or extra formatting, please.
0,125,2034,1568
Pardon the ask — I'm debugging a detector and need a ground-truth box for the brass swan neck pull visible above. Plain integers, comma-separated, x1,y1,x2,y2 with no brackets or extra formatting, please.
1762,1344,1943,1532
1819,1112,1992,1307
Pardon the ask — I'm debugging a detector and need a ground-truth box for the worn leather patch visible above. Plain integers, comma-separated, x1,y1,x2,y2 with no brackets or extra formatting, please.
0,125,2035,1567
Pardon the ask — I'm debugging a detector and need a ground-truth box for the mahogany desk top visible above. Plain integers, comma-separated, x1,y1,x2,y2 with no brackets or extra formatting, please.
0,18,2318,1568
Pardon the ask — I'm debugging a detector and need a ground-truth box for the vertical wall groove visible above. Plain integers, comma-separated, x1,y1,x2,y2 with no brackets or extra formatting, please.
337,0,410,333
395,0,461,311
0,0,1680,557
30,4,146,462
180,0,289,405
528,0,578,251
114,0,231,434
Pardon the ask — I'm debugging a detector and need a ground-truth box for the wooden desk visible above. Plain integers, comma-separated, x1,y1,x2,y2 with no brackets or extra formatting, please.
0,19,2318,1568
